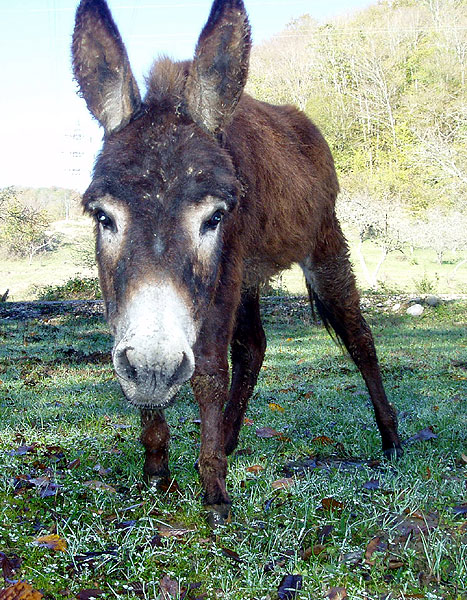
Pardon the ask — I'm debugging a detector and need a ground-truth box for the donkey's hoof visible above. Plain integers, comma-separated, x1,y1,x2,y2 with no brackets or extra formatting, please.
205,503,231,528
145,473,172,491
383,445,403,460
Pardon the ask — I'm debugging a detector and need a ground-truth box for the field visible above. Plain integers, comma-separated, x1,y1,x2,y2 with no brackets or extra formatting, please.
0,219,466,301
0,296,466,599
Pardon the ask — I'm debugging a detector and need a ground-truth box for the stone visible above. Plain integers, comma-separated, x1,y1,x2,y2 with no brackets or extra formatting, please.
407,304,424,316
426,295,441,307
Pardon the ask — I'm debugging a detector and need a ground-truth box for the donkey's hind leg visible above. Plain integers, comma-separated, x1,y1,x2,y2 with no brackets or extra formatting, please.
300,226,402,458
223,287,266,455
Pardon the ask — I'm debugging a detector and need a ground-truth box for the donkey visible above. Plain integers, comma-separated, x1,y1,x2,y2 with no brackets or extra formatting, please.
73,0,402,524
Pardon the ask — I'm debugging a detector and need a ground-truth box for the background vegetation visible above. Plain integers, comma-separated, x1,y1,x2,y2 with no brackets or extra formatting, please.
0,0,466,300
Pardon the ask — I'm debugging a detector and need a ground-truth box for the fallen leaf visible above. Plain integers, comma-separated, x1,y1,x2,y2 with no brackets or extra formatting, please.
29,477,61,498
246,465,264,474
301,544,326,559
9,445,37,456
0,553,22,581
268,402,285,412
326,587,347,600
83,480,116,493
363,479,380,491
159,575,180,599
0,581,42,600
256,427,281,439
34,534,67,552
263,550,294,573
316,525,333,543
76,590,104,600
453,503,467,517
365,536,383,565
403,426,437,444
277,574,302,599
388,558,404,569
158,524,195,538
66,458,81,470
321,498,344,512
243,418,254,426
272,478,295,490
220,547,243,563
311,435,337,446
68,547,118,573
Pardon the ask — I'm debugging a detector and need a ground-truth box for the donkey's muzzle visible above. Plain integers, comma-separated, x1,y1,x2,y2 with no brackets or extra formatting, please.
113,337,195,409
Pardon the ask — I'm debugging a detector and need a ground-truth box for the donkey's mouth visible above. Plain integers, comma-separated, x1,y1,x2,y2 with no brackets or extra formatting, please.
115,369,182,410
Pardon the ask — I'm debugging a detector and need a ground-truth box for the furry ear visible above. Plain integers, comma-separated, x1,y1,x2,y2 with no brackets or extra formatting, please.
72,0,141,135
185,0,251,135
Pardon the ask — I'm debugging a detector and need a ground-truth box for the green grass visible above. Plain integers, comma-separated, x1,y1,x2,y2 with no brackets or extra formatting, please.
0,298,466,599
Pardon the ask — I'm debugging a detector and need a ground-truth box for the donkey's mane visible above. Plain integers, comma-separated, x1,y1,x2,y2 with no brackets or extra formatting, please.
145,58,191,111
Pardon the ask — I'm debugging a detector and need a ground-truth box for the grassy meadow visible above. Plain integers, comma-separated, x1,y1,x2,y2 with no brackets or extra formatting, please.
0,296,466,599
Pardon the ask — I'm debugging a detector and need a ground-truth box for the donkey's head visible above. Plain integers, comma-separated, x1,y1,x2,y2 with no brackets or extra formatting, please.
72,0,251,408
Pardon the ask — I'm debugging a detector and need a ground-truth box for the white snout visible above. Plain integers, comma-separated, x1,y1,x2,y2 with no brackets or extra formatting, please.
112,284,196,408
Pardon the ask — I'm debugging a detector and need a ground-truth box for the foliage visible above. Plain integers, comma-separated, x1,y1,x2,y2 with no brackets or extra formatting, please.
37,276,101,301
0,192,61,263
0,297,466,598
247,0,466,251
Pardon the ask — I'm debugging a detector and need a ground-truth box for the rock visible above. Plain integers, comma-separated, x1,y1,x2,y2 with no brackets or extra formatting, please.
426,295,441,307
407,304,424,316
392,303,401,312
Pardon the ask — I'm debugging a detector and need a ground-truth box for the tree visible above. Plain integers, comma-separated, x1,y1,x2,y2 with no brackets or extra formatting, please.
0,192,60,263
337,190,410,289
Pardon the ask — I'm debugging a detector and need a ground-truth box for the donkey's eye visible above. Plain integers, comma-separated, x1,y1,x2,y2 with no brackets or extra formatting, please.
95,210,114,230
203,209,225,233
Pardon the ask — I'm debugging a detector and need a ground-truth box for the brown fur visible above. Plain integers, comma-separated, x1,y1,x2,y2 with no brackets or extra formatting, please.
73,0,402,522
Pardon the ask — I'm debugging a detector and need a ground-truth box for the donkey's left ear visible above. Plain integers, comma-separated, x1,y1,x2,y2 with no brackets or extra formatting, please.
185,0,251,135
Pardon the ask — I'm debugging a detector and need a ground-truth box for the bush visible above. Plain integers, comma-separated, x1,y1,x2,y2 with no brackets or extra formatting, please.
37,277,101,301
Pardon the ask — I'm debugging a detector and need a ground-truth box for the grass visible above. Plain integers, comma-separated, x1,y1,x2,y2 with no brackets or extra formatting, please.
0,297,466,599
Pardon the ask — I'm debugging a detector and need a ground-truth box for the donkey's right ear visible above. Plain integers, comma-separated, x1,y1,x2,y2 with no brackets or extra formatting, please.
72,0,141,135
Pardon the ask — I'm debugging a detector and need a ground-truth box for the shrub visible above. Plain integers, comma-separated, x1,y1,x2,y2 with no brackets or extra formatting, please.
37,277,101,301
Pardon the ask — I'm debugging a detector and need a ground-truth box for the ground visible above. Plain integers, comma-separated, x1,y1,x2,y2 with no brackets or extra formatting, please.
0,296,466,599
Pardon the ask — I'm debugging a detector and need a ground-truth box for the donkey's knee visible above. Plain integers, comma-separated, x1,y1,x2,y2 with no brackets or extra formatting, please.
140,409,171,486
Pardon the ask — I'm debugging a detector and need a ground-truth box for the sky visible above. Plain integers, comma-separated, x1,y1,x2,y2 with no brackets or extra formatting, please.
0,0,377,192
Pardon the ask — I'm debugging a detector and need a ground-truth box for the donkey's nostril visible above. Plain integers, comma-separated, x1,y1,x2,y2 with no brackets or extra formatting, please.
115,347,138,382
169,351,194,387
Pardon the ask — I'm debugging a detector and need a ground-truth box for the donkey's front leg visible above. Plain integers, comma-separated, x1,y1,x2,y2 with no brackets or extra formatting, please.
191,367,230,527
140,408,171,489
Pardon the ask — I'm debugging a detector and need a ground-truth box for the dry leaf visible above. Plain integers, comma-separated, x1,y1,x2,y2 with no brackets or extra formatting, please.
364,536,382,565
311,435,336,446
34,534,67,552
272,478,295,490
0,581,43,600
268,402,285,412
158,524,195,538
220,547,243,563
256,427,281,439
277,574,302,599
83,480,116,493
321,498,344,512
246,465,264,474
159,575,179,599
301,544,326,560
76,590,104,600
326,587,347,600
